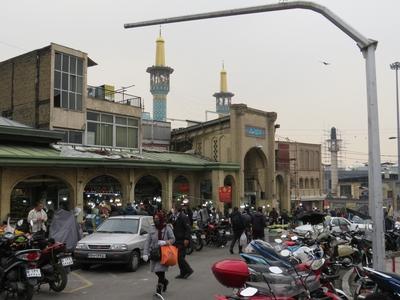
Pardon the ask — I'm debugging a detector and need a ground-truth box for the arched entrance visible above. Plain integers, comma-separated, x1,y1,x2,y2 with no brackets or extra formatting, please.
173,175,190,207
10,175,71,219
244,147,267,207
276,175,285,211
84,175,123,211
134,175,162,208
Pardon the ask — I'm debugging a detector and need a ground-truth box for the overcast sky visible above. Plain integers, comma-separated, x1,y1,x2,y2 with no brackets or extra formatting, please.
1,0,399,166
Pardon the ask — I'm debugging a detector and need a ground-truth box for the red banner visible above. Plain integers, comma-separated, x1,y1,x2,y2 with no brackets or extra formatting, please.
219,186,232,203
179,183,190,193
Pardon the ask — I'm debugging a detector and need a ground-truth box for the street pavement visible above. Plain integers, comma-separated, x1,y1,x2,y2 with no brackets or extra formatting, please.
33,246,233,300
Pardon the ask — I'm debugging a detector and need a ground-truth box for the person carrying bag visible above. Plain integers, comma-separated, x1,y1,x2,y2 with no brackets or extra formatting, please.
143,212,175,295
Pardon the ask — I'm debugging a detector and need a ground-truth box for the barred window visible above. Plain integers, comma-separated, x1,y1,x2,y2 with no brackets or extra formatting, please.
54,52,83,111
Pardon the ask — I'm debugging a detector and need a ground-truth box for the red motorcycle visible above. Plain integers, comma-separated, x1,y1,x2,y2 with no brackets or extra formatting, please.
212,259,344,300
30,234,73,292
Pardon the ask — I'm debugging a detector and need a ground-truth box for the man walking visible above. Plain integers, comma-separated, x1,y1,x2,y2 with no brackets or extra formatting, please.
252,207,267,240
229,207,245,254
172,206,194,279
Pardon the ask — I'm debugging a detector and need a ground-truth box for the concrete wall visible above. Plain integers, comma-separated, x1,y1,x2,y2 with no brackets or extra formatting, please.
86,97,141,118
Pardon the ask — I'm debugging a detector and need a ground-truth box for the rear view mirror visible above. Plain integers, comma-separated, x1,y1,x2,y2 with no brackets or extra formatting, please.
280,249,290,257
269,266,283,274
140,230,148,236
240,287,258,297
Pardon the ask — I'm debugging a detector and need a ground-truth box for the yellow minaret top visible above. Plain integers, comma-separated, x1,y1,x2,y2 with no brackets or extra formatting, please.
155,31,165,67
220,63,228,93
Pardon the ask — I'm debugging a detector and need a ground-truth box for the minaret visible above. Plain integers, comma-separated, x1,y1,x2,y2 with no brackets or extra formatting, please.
327,127,341,196
213,63,234,118
146,31,174,122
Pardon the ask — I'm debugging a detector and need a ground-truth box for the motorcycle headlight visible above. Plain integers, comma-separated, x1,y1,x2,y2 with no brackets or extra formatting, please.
111,244,128,250
75,243,88,250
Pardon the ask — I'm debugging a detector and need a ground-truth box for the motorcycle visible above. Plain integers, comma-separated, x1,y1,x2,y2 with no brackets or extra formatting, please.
0,232,42,300
353,266,400,300
212,259,343,299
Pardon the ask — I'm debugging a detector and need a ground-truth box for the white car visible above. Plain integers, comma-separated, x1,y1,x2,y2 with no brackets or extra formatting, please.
328,217,372,232
74,215,153,271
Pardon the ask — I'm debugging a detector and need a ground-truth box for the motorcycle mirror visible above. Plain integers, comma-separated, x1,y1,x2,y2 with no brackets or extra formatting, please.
274,239,283,244
269,266,283,274
291,236,298,241
280,249,290,257
17,219,23,227
240,287,258,297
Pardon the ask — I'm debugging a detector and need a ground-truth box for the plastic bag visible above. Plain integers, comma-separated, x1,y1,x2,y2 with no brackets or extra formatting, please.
160,245,178,266
239,232,247,247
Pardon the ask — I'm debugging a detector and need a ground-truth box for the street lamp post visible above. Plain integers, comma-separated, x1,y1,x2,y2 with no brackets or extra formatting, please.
390,62,400,212
125,1,386,271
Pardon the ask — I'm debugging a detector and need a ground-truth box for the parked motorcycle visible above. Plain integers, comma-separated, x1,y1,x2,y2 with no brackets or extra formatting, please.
0,232,42,300
353,266,400,300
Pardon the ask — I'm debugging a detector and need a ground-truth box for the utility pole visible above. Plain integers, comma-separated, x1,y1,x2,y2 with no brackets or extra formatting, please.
390,62,400,213
125,0,385,271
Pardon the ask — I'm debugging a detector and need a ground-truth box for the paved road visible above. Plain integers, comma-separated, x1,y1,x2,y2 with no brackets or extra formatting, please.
34,246,233,300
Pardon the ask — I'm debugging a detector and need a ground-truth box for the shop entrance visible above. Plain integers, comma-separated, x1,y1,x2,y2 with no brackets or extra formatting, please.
84,175,123,212
134,175,162,208
244,147,267,206
10,175,71,219
173,175,190,207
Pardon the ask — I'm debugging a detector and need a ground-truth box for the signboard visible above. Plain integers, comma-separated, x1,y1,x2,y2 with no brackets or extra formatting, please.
219,186,232,203
245,126,266,138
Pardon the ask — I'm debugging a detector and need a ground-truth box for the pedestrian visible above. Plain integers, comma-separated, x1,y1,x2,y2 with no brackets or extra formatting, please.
252,207,267,240
27,200,48,234
229,207,245,254
143,212,175,295
123,202,137,215
242,208,253,242
197,205,208,229
280,209,290,224
171,206,194,279
269,208,279,225
49,202,82,251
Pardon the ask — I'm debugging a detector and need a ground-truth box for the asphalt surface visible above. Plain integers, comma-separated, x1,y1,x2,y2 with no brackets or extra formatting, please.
33,246,233,300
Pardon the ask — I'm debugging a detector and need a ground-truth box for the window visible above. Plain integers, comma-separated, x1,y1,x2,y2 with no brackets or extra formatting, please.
54,52,84,111
55,128,83,144
86,111,139,148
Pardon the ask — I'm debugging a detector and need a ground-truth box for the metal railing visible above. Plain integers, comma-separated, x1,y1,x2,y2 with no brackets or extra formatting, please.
87,85,142,108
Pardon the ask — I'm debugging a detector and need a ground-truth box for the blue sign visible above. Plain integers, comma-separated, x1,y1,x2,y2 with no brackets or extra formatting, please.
245,126,266,138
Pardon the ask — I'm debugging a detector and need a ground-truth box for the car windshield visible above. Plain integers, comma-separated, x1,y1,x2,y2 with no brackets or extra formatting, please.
97,219,139,234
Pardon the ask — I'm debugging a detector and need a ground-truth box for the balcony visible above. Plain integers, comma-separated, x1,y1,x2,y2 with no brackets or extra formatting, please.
87,85,142,108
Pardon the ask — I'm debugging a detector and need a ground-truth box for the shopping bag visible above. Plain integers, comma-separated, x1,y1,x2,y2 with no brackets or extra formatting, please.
239,232,247,247
160,245,178,266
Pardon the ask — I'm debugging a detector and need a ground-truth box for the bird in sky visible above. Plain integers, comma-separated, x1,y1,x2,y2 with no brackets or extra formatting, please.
319,60,331,66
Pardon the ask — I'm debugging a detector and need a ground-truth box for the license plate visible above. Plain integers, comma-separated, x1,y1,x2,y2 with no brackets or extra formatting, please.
88,253,106,259
61,256,74,266
26,268,41,278
200,234,206,239
225,232,231,236
191,235,197,239
219,230,225,234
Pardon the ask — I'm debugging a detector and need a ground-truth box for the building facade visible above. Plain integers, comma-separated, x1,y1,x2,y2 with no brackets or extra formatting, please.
276,141,324,211
0,43,142,150
171,104,280,210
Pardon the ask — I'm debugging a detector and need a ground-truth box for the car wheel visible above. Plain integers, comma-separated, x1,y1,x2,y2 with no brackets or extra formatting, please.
127,251,140,272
